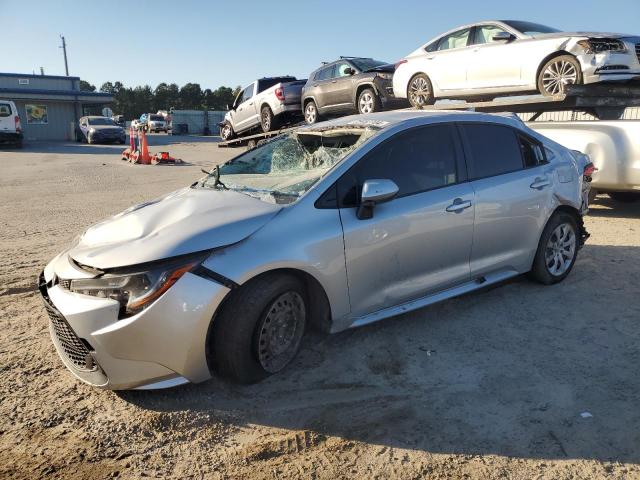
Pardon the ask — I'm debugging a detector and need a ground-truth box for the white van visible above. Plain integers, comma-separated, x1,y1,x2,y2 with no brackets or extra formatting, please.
0,100,23,147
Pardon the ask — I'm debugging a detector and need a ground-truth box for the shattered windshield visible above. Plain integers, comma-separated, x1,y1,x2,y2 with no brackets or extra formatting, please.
198,126,380,204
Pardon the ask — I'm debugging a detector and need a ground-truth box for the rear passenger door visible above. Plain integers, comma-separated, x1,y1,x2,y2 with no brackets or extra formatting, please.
309,65,335,111
460,122,554,277
338,124,475,317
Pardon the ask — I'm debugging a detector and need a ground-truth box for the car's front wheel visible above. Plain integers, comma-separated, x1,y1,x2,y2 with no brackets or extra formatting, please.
538,55,582,96
210,273,307,383
304,100,319,124
529,212,579,285
357,88,382,114
220,121,234,141
407,73,435,108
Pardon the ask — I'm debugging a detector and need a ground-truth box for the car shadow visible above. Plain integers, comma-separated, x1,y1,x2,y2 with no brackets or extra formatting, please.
119,244,640,463
588,195,640,219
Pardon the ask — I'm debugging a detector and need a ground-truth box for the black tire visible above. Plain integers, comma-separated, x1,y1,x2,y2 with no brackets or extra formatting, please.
357,88,382,114
75,130,83,142
260,106,279,133
246,139,257,150
407,73,435,108
608,191,640,203
220,121,234,141
529,211,579,285
588,188,598,205
537,54,582,97
210,273,307,384
304,100,319,125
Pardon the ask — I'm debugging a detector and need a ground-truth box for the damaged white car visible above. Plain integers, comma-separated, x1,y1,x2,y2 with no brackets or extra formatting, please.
40,111,591,390
393,20,640,105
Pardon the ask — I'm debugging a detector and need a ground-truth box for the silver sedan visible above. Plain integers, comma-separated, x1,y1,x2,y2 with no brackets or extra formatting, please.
39,111,591,390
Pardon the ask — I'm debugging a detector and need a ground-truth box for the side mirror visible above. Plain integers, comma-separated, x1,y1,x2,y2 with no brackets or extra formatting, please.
344,67,355,76
357,179,399,220
492,31,516,42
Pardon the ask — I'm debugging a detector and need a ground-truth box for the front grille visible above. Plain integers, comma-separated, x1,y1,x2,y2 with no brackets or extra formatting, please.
39,273,96,371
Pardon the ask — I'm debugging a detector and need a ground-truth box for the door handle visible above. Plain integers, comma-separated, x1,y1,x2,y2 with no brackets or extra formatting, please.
331,80,337,83
313,84,319,87
249,102,254,106
446,198,472,213
426,56,435,60
530,177,551,190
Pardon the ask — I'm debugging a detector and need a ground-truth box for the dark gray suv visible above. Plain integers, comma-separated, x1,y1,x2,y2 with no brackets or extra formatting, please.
301,57,408,124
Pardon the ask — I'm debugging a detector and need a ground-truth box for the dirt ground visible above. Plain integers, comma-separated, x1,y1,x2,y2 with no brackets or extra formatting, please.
1,135,639,479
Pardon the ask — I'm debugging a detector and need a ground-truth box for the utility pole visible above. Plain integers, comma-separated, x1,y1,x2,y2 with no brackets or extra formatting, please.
59,35,69,76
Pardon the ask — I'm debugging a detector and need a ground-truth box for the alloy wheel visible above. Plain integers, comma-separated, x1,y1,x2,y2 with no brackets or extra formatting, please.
544,223,576,276
409,76,430,106
256,291,306,373
262,111,271,131
221,124,231,140
359,92,375,114
305,103,317,124
542,60,578,95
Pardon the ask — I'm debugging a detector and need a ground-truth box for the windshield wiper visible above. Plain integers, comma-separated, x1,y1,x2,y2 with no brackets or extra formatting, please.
200,165,227,190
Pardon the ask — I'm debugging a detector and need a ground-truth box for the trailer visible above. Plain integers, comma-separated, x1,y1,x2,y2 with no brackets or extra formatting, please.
216,83,640,149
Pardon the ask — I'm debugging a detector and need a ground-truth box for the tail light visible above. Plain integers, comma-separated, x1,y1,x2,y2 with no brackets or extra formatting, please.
583,162,597,182
583,163,597,177
15,115,21,133
394,59,408,70
274,87,285,101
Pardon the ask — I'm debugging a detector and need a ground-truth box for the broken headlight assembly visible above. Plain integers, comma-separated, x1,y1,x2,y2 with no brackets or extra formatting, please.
577,38,627,54
69,253,207,318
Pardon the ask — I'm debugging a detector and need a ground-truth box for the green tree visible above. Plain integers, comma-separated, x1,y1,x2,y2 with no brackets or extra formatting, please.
179,83,203,110
79,80,96,92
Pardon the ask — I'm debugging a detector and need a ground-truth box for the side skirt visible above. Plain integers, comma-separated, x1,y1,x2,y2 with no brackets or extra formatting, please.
344,269,520,331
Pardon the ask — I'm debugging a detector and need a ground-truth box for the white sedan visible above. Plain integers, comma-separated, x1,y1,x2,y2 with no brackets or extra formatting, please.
393,20,640,106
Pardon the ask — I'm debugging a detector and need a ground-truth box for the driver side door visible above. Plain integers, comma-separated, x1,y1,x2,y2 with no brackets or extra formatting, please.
337,124,475,317
233,84,258,132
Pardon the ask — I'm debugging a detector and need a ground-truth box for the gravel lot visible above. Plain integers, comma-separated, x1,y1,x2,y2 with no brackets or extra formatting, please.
1,135,639,479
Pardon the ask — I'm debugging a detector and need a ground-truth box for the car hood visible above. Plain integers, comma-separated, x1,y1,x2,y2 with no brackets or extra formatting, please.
69,187,282,269
530,31,633,40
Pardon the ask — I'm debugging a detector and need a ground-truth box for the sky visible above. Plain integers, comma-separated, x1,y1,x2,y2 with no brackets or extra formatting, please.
1,0,639,91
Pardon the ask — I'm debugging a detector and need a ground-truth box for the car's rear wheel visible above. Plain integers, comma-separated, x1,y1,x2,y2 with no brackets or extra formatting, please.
260,106,279,133
357,88,382,114
608,191,640,203
304,100,319,124
538,55,582,96
529,212,579,285
407,73,435,108
220,121,234,141
210,273,307,383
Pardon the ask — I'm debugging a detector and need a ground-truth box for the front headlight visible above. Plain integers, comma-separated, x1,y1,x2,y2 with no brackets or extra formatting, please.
577,38,627,54
69,254,207,317
376,73,393,80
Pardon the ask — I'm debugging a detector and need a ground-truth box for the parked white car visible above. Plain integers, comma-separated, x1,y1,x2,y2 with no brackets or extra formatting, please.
393,20,640,106
529,120,640,202
0,100,23,147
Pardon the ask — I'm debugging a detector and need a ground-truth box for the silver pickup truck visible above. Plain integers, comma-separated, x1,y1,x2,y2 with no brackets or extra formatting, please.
529,120,640,203
220,77,306,140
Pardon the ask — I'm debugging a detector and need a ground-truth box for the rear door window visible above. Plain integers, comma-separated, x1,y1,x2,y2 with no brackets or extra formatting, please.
315,65,335,81
437,29,472,51
518,135,547,168
338,124,460,207
462,123,524,179
0,103,12,117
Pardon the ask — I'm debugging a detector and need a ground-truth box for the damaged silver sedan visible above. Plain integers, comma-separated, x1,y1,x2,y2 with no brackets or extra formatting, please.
39,111,591,390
